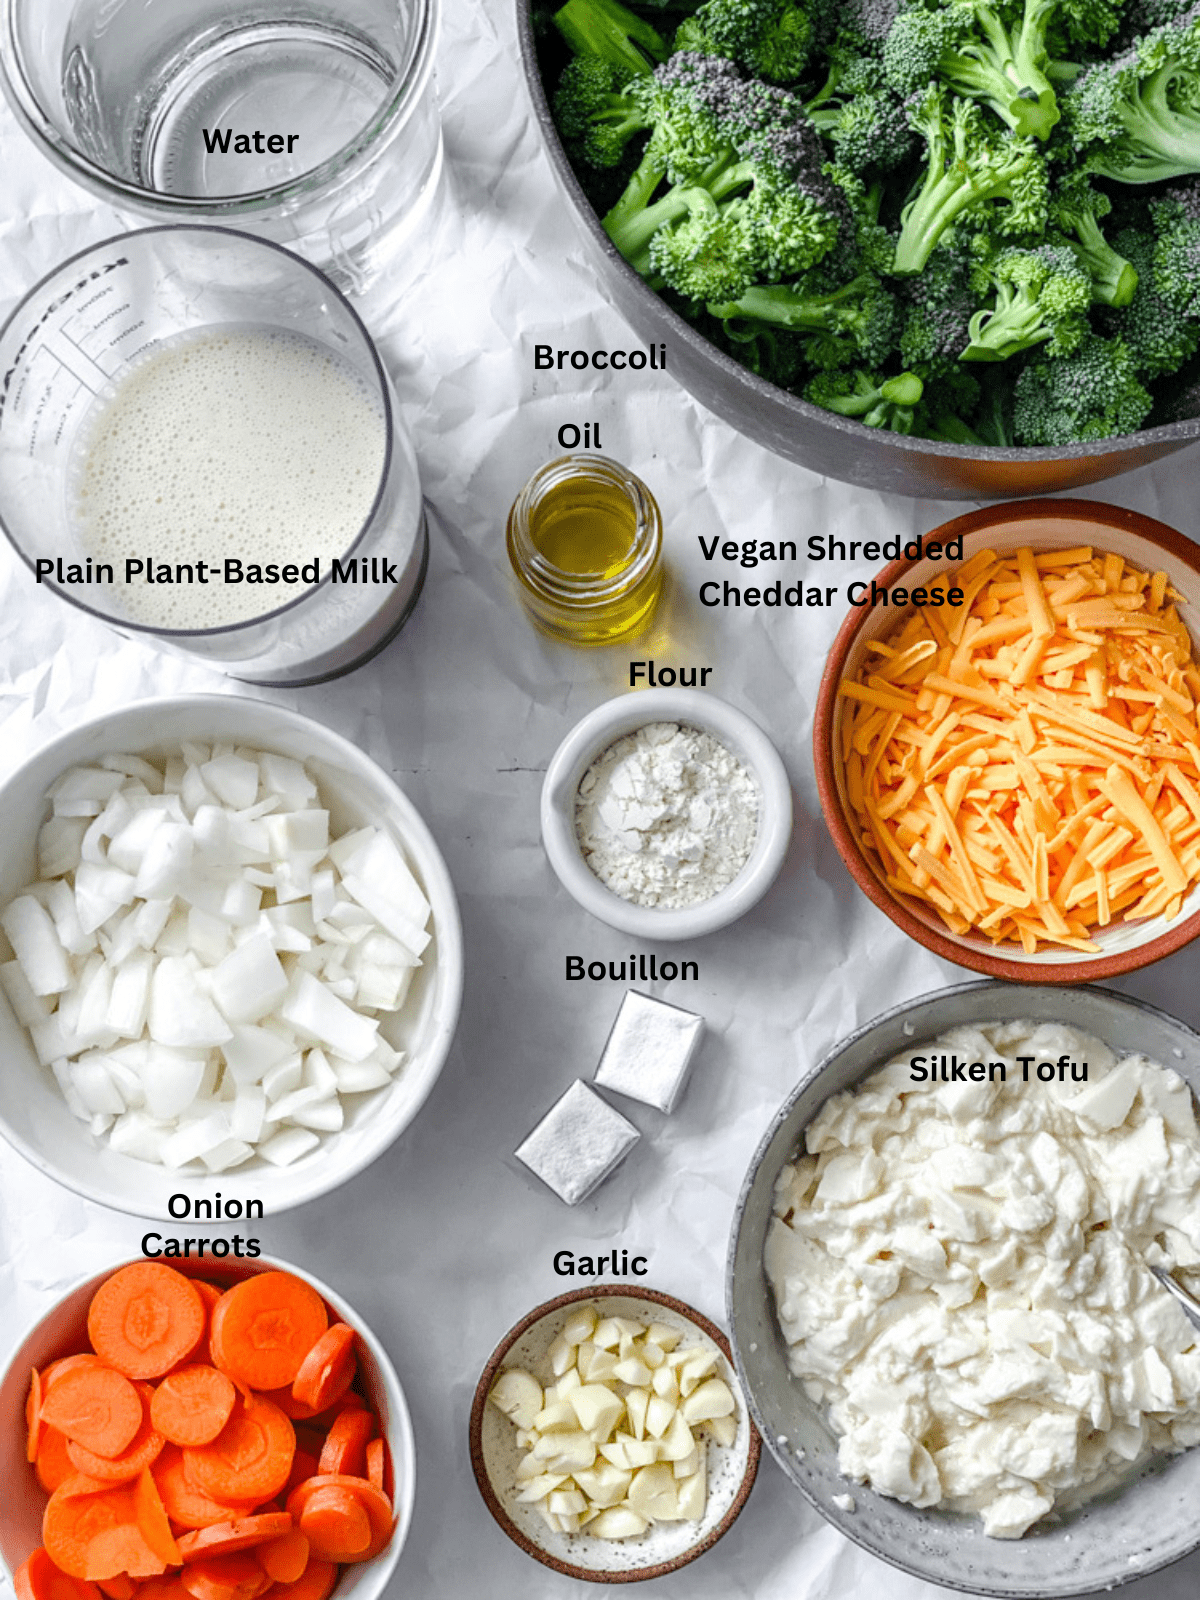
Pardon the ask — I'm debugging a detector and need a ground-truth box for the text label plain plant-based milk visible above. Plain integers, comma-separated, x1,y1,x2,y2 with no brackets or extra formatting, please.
73,326,387,629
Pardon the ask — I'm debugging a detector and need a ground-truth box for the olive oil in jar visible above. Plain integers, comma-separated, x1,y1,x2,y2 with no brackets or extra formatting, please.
507,455,663,645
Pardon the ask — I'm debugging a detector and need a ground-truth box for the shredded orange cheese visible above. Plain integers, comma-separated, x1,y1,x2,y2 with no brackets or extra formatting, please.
838,545,1199,953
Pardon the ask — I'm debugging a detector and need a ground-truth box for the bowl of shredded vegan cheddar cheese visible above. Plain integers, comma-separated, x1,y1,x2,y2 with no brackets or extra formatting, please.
815,497,1200,982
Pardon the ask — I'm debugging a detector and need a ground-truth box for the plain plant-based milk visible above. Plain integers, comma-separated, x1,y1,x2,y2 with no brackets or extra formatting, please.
73,326,387,629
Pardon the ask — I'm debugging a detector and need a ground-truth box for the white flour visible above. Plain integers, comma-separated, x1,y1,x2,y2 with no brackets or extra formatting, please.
575,721,759,908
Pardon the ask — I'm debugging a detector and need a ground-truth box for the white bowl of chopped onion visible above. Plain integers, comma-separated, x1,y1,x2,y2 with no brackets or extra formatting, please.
816,497,1200,984
0,696,462,1217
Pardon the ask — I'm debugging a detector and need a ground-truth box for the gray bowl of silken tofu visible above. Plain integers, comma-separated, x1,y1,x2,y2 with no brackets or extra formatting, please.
727,981,1200,1598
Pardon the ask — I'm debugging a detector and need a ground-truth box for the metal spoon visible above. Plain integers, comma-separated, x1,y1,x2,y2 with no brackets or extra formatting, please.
1150,1266,1200,1333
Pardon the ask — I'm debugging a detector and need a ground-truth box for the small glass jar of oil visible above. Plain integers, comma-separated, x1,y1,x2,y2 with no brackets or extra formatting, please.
506,454,663,645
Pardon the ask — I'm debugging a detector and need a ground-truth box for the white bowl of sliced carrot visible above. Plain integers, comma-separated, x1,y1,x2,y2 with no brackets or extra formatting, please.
816,497,1200,983
0,1257,414,1600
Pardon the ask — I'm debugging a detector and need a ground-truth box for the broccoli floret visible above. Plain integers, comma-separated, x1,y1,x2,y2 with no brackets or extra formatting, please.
602,54,849,295
883,1,1047,139
892,88,1049,274
898,240,977,363
554,0,668,75
707,270,902,364
1012,331,1153,442
1151,201,1200,314
805,367,925,428
1066,4,1200,181
1048,169,1138,305
1108,224,1200,374
961,242,1092,359
673,0,814,81
806,57,916,171
555,57,655,166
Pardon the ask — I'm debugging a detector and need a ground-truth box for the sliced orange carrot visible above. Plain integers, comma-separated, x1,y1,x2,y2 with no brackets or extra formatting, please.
179,1554,272,1600
291,1326,355,1415
255,1529,309,1586
179,1283,223,1367
317,1409,372,1479
15,1547,103,1600
151,1447,256,1532
283,1449,320,1499
295,1485,370,1561
44,1358,104,1390
37,1428,79,1495
259,1389,324,1424
132,1579,188,1600
286,1475,394,1563
43,1476,167,1582
95,1576,138,1600
28,1367,46,1462
41,1366,144,1459
177,1513,293,1563
68,1385,163,1482
263,1559,335,1600
151,1367,236,1449
364,1438,391,1501
88,1266,206,1382
209,1275,327,1392
184,1394,295,1504
134,1467,182,1567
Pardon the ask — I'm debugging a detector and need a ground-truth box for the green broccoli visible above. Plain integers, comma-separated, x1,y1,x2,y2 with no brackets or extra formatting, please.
1048,169,1138,306
707,271,902,365
961,242,1092,359
882,0,1123,140
555,58,655,166
892,87,1049,274
1012,331,1153,442
1108,225,1200,375
1065,3,1200,182
804,367,925,428
554,0,669,75
1151,199,1200,316
602,54,849,298
898,239,977,364
806,57,916,171
673,0,814,81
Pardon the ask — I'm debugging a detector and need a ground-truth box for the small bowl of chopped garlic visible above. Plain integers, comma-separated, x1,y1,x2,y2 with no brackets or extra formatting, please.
729,979,1200,1594
541,688,793,940
0,695,463,1217
815,497,1200,982
469,1286,760,1581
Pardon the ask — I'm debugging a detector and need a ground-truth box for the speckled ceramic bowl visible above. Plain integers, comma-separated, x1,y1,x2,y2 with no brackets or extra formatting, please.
729,980,1200,1598
814,498,1200,984
470,1285,760,1582
0,1253,416,1600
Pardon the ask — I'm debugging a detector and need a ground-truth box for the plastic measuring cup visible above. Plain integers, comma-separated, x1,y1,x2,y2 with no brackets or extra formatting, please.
0,0,441,292
0,226,428,685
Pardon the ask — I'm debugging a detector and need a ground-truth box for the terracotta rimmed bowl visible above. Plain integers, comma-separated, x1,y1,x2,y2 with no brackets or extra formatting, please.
727,980,1200,1597
814,496,1200,984
469,1284,760,1582
0,1253,416,1600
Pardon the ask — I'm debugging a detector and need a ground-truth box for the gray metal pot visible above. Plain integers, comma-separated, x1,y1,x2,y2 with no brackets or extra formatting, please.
514,5,1200,501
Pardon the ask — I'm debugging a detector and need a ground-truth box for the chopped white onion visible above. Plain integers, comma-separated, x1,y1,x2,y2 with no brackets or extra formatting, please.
0,746,430,1171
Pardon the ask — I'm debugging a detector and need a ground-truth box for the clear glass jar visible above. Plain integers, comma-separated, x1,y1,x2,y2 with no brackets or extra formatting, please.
506,455,664,646
0,0,442,293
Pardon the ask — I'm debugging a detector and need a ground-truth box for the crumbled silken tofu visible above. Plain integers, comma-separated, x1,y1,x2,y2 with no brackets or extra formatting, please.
489,1307,738,1539
766,1019,1200,1538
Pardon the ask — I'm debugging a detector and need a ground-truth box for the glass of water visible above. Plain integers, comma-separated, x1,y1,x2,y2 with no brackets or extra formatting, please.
0,0,441,292
0,226,428,684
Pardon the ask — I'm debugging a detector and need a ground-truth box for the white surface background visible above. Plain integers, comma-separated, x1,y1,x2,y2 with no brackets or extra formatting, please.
2,3,1200,1597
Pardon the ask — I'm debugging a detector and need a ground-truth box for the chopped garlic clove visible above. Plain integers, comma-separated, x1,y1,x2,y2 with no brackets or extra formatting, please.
491,1369,543,1431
